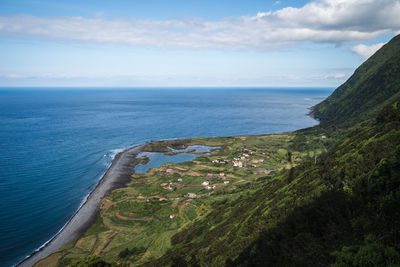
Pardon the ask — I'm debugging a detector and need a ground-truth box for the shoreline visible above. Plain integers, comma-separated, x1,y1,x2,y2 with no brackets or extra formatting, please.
17,144,146,267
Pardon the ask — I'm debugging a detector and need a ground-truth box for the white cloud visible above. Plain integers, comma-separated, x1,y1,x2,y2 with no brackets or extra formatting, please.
350,42,385,60
0,0,399,51
328,73,346,79
0,73,109,79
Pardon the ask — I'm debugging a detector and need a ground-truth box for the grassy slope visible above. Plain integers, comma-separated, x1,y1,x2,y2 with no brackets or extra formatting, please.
311,34,400,128
232,101,400,266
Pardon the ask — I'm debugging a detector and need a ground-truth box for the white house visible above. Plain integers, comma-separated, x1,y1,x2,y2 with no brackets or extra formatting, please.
233,161,243,167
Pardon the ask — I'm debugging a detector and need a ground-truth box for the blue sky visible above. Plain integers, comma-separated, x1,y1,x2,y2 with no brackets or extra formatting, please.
0,0,399,87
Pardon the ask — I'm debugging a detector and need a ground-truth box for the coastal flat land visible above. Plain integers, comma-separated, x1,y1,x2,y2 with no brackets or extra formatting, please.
36,129,329,266
19,145,146,267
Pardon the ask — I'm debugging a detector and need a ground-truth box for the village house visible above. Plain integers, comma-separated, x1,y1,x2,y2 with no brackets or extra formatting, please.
166,168,173,173
233,161,243,167
202,181,210,186
219,172,225,178
177,178,182,182
169,214,175,219
224,181,229,184
159,197,167,201
207,173,213,178
205,185,212,190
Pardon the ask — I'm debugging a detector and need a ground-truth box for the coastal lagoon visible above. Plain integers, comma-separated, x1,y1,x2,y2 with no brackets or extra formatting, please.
134,145,217,174
0,88,331,266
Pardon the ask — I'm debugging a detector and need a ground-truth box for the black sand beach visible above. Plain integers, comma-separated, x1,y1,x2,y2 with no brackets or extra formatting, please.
17,144,145,267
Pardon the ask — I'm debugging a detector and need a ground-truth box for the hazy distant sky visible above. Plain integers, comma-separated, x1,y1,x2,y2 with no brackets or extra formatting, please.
0,0,399,87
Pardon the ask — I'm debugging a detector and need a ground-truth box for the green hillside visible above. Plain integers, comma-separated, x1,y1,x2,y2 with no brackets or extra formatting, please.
146,101,400,266
311,34,400,128
231,101,400,266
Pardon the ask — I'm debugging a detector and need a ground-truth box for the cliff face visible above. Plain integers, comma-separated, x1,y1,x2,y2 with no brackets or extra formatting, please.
312,34,400,128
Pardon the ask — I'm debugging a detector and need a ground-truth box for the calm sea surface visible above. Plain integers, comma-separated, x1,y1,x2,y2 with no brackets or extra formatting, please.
0,88,332,266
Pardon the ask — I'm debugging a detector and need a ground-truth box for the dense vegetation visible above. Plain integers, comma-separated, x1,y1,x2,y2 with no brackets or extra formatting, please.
312,34,400,128
232,101,400,266
143,101,400,266
38,35,400,266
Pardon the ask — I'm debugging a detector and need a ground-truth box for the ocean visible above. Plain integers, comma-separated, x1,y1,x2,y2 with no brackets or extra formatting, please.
0,88,332,266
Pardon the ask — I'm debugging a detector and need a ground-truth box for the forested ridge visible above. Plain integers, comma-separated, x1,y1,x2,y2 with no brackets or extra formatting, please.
311,34,400,128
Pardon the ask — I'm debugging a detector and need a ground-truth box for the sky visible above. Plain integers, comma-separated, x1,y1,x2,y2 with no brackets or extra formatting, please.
0,0,399,87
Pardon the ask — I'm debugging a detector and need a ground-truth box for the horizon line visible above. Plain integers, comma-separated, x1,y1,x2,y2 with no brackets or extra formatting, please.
0,86,334,89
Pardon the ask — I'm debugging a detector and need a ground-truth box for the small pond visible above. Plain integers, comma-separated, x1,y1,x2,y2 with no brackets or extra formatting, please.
134,145,219,174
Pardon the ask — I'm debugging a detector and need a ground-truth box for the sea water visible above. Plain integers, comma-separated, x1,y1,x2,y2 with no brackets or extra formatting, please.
0,88,332,266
